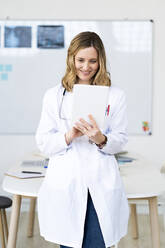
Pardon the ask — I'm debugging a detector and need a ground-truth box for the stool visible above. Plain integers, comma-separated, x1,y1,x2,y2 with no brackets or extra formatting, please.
0,196,12,248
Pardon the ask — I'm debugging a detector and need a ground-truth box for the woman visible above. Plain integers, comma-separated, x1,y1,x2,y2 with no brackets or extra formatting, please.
35,31,129,248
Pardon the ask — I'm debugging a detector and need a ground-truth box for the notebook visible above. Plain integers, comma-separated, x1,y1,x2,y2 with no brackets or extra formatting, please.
71,84,109,129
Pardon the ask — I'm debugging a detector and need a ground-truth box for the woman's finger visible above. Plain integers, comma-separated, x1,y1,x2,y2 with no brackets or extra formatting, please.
79,118,93,130
88,114,99,129
75,122,87,133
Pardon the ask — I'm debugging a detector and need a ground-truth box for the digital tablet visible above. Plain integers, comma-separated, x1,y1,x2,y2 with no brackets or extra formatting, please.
71,84,109,129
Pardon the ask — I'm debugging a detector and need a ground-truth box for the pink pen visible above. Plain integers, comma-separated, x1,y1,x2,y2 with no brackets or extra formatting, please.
107,105,110,116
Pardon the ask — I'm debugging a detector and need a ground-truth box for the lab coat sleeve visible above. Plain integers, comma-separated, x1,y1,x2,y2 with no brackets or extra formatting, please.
35,90,70,157
99,90,128,155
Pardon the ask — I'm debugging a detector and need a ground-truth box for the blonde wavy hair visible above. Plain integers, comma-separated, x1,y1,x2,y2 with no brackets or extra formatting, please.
62,31,111,91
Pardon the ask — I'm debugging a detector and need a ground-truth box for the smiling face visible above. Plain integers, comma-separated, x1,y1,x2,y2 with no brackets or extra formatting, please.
74,47,99,85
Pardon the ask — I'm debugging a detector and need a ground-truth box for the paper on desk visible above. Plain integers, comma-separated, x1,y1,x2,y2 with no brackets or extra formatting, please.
5,170,45,179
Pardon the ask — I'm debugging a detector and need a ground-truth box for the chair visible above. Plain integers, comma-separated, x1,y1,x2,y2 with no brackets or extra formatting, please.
0,196,12,248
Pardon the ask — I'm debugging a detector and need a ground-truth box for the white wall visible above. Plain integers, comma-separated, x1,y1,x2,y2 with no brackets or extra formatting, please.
0,0,165,197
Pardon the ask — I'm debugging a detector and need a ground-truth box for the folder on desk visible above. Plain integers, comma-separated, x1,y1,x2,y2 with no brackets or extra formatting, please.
116,156,135,162
21,159,49,167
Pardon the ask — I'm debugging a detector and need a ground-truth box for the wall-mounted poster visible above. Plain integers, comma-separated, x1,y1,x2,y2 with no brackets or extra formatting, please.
37,25,64,49
4,26,32,48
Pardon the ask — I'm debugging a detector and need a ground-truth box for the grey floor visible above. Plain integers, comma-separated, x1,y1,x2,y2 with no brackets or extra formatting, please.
7,212,165,248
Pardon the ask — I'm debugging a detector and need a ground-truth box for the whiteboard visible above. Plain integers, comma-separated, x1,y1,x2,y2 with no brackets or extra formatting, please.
0,20,153,135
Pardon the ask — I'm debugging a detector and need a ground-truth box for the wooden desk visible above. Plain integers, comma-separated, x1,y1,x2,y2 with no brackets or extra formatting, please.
2,155,165,248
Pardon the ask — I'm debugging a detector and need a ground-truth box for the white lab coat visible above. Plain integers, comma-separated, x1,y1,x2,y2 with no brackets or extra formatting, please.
35,83,129,248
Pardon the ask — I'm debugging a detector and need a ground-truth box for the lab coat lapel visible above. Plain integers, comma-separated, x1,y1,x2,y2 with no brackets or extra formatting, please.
60,91,73,129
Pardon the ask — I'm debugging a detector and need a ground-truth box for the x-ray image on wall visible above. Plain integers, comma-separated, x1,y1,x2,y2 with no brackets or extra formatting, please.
37,25,64,49
5,26,32,48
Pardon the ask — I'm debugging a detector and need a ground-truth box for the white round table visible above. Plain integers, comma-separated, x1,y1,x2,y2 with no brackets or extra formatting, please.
3,154,165,248
120,157,165,248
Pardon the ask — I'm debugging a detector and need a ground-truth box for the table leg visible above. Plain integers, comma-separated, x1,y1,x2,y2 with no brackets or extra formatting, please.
130,204,139,239
27,197,36,237
148,196,160,248
7,194,22,248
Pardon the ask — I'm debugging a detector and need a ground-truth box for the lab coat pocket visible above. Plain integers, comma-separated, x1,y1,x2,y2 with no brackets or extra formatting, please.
45,153,76,190
103,114,112,133
98,153,122,190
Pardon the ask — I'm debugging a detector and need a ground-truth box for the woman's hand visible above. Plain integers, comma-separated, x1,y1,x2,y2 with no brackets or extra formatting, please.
74,114,105,145
65,127,83,145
